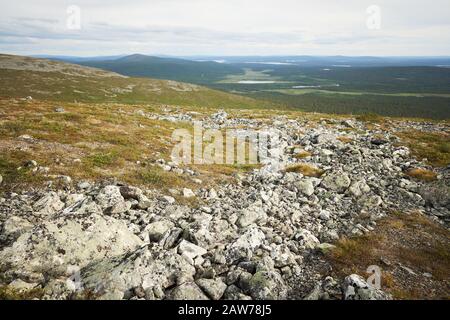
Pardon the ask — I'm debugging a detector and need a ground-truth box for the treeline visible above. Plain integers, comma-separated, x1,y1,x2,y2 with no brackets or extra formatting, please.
246,91,450,120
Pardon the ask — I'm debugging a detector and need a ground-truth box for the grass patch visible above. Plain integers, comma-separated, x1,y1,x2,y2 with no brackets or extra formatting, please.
293,150,312,159
326,211,450,300
337,136,353,144
405,168,437,182
285,163,324,177
396,130,450,167
86,151,119,168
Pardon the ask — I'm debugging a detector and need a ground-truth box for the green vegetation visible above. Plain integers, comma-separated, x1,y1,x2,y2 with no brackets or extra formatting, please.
73,54,450,119
396,130,450,167
326,211,450,299
0,68,276,110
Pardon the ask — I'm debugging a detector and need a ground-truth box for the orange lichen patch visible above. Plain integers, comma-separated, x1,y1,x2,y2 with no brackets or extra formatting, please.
405,168,437,182
285,163,324,177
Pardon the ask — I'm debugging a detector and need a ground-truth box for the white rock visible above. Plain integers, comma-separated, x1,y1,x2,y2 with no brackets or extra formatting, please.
33,192,64,216
296,179,315,196
182,188,195,198
178,240,207,263
237,200,267,228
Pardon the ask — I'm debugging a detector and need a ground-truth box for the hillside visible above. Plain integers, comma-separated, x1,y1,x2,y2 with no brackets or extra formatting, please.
0,54,274,109
0,53,448,301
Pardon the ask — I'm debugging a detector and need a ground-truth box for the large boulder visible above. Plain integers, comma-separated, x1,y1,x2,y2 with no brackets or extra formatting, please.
81,245,196,300
0,213,143,282
343,274,392,300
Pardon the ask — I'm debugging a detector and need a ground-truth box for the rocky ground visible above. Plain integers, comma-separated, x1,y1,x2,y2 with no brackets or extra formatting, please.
0,110,448,300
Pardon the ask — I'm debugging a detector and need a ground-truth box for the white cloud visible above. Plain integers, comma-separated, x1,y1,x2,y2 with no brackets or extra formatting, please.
0,0,449,56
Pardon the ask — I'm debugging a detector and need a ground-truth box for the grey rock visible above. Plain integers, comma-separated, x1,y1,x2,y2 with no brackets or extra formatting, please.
196,278,227,300
296,179,315,196
321,172,351,193
247,271,287,300
145,220,174,242
343,274,392,300
226,227,265,263
82,245,195,299
167,282,209,300
32,192,64,216
236,200,267,228
182,188,195,198
0,213,143,282
178,240,207,264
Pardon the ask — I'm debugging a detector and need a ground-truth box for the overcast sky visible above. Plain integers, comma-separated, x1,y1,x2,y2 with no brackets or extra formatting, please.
1,0,449,57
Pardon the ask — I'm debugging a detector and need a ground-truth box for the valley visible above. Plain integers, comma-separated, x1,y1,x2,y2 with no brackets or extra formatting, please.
52,54,450,120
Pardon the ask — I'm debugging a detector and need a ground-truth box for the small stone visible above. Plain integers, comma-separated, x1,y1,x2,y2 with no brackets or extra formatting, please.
55,107,65,113
322,172,351,193
319,210,331,220
77,181,91,190
183,188,195,198
162,196,176,204
296,179,315,196
25,160,38,168
237,201,267,228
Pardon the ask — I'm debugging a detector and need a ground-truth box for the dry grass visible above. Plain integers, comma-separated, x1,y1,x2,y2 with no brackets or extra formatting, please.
293,150,312,159
0,98,252,194
326,211,450,300
337,136,353,144
396,130,450,167
405,168,438,182
284,163,324,177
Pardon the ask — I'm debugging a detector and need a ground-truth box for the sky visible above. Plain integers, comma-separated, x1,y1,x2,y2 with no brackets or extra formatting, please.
1,0,450,57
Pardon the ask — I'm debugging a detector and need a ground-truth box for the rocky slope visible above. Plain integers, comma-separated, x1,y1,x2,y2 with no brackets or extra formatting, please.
0,111,448,300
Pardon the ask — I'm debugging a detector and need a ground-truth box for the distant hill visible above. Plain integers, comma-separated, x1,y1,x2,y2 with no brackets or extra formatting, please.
0,54,275,109
78,54,244,84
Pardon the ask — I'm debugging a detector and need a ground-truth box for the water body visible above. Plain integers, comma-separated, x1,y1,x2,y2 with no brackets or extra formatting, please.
238,80,277,84
292,84,340,89
332,65,352,68
243,62,294,65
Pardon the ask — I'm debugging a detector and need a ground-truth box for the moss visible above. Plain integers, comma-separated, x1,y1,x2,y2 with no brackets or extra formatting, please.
0,286,44,300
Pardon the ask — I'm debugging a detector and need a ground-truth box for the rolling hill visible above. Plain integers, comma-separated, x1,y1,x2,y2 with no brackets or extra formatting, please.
78,54,243,84
0,54,275,109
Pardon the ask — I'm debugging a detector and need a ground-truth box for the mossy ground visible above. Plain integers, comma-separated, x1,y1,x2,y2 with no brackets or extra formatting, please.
325,211,450,300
